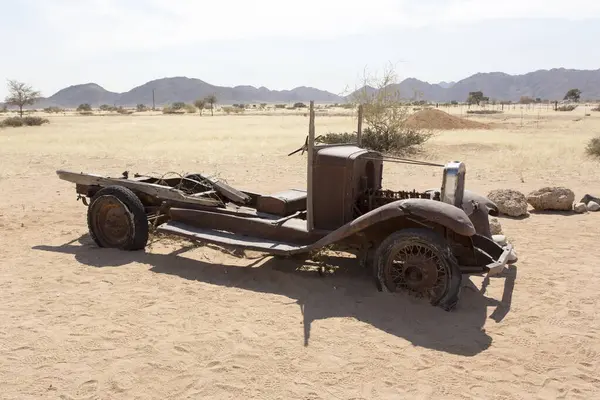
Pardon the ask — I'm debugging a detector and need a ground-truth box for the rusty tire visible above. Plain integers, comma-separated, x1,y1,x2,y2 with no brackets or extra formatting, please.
87,186,148,251
374,228,462,311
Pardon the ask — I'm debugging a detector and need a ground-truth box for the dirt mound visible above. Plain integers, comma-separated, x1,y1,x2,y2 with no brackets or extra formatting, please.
406,108,490,130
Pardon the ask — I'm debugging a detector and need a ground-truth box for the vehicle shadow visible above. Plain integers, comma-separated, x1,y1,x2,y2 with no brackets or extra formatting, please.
33,235,517,357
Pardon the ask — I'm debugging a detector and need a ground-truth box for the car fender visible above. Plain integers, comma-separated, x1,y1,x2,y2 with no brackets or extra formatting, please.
301,198,476,253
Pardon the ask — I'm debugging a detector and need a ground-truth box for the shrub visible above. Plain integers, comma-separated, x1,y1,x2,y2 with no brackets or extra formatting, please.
342,65,434,155
592,105,600,112
77,103,92,112
162,105,185,115
274,104,286,109
79,111,94,116
0,116,23,127
222,106,244,115
43,106,64,113
0,116,49,128
117,107,133,115
557,105,577,112
320,126,432,155
466,110,503,115
586,137,600,158
293,102,307,108
172,102,186,110
136,104,148,112
22,116,49,126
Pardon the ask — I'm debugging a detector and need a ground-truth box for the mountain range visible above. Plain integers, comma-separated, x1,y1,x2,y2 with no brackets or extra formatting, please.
7,68,600,108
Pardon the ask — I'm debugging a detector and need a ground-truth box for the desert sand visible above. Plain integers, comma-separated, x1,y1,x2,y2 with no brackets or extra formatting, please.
1,106,599,399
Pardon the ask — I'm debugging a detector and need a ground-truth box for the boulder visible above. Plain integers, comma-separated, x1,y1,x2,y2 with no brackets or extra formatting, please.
487,189,529,217
489,217,503,235
526,187,575,211
580,194,600,205
573,202,588,213
588,201,600,212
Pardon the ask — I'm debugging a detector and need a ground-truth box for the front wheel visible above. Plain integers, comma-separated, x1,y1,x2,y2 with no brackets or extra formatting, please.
374,228,462,311
87,185,149,251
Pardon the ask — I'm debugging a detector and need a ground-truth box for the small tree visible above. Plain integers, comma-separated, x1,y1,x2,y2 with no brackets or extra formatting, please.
172,102,186,110
467,91,487,106
564,88,581,102
194,99,206,115
204,94,217,116
136,104,148,112
4,80,41,117
76,103,92,112
334,64,434,155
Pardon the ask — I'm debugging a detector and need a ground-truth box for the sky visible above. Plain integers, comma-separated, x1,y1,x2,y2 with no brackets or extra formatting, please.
1,0,600,98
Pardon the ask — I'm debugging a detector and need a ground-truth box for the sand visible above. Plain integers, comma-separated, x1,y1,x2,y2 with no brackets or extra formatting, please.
407,108,491,130
1,106,600,399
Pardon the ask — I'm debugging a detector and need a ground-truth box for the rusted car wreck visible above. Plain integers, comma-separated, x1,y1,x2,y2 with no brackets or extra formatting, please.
57,102,517,311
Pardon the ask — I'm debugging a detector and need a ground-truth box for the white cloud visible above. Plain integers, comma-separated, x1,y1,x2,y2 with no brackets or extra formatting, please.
24,0,600,55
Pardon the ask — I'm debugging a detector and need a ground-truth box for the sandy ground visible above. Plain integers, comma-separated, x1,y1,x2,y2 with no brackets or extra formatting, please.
1,108,599,399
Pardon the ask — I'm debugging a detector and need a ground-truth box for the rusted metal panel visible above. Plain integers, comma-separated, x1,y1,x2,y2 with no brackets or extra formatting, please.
158,222,307,255
168,208,325,245
312,146,383,230
202,176,251,204
56,170,222,207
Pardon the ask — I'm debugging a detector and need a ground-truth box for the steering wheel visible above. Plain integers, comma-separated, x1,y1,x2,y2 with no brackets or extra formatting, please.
287,135,323,156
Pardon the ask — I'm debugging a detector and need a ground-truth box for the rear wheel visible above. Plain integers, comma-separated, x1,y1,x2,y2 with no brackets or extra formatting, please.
374,228,462,311
87,186,149,251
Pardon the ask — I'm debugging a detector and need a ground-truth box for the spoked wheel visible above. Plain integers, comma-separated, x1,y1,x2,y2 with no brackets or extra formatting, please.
87,186,149,251
374,228,462,311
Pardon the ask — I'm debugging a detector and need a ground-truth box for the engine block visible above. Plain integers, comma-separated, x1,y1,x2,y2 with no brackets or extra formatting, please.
356,189,441,214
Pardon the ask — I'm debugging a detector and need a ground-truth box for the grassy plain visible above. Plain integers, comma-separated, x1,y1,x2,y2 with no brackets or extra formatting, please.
1,106,599,399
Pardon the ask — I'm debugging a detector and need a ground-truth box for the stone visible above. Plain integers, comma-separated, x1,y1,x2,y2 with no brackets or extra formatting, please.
492,235,507,246
489,217,503,235
487,189,529,217
588,201,600,212
573,202,588,213
580,194,600,205
526,186,575,211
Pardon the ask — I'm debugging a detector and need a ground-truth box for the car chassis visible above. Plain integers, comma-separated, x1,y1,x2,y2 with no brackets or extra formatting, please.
57,102,517,311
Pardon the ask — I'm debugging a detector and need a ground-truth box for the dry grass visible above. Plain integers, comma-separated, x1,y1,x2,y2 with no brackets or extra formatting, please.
1,109,600,399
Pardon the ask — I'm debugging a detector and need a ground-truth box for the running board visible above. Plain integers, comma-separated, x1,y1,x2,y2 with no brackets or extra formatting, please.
157,221,310,255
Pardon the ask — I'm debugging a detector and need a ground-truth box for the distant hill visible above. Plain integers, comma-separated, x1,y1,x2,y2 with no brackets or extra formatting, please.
16,68,600,109
33,77,345,108
437,81,456,89
347,68,600,103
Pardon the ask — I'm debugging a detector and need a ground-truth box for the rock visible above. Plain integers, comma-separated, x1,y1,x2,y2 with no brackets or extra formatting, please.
492,235,507,246
526,186,575,211
573,202,588,213
489,217,503,235
580,194,600,205
588,201,600,212
487,189,529,217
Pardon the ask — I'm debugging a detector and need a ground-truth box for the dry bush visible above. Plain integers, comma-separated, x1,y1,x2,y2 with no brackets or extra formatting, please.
78,111,94,116
1,116,49,128
43,106,64,113
222,106,244,115
76,103,92,112
466,110,503,115
320,126,432,155
586,137,600,158
162,105,185,115
117,107,134,115
592,105,600,112
557,105,578,112
324,64,433,155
